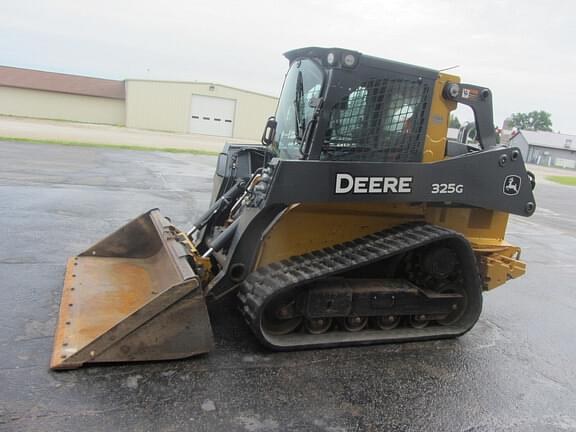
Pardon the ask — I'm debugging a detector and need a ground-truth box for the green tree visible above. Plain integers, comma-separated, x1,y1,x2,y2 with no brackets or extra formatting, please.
449,114,461,129
510,111,553,131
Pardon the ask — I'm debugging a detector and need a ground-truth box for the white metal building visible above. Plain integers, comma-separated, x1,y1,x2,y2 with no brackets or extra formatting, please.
510,130,576,169
125,80,278,140
0,65,126,125
0,66,278,141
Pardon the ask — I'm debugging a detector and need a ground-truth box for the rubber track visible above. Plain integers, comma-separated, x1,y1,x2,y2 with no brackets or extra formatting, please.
238,223,470,346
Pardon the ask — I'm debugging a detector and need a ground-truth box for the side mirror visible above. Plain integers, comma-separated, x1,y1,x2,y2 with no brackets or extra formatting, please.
261,116,277,147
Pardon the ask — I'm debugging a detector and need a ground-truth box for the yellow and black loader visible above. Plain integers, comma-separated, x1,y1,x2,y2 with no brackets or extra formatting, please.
51,47,535,369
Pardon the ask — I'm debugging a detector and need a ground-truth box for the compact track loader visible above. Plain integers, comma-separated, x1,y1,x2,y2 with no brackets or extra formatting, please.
51,47,536,369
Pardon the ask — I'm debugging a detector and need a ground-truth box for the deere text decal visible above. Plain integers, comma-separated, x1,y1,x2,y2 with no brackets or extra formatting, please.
335,173,413,194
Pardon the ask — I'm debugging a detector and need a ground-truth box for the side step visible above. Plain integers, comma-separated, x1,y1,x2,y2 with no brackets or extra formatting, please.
50,209,214,370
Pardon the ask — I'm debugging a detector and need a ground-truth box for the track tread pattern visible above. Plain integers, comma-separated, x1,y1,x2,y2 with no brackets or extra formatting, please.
238,223,469,343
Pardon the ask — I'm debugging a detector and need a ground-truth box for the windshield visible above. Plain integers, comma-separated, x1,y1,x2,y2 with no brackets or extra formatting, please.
273,59,324,159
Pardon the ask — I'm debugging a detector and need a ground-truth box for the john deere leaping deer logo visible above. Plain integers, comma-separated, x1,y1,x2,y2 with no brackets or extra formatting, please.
503,175,521,196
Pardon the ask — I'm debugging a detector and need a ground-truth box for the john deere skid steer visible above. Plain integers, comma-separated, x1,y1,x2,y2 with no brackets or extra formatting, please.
51,47,536,369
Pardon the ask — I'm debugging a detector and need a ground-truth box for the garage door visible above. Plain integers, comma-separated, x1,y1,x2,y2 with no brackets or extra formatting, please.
189,95,236,137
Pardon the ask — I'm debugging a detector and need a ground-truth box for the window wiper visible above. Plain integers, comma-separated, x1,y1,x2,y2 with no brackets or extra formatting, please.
294,71,305,143
299,97,323,159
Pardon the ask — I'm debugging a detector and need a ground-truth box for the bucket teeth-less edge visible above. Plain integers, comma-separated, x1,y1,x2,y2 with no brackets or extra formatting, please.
50,210,214,370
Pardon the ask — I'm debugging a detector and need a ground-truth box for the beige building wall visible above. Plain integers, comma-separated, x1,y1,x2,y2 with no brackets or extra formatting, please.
125,80,278,140
0,86,125,126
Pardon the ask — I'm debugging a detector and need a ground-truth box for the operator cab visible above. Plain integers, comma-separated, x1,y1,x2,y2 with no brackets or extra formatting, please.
268,47,437,163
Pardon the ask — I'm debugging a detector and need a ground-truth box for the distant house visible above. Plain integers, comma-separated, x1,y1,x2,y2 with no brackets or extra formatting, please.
509,130,576,169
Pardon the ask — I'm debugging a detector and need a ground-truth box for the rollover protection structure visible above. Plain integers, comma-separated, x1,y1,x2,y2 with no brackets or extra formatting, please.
51,47,535,369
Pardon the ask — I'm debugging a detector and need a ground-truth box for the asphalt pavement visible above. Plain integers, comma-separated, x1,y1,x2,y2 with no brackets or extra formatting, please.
1,141,576,432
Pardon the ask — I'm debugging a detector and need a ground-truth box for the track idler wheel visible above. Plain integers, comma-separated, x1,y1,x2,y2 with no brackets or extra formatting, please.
339,316,368,332
408,314,430,329
437,284,468,326
261,300,303,336
304,317,333,334
372,315,401,330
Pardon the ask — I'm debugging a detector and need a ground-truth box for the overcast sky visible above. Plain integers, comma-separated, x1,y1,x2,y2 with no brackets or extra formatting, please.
2,0,574,133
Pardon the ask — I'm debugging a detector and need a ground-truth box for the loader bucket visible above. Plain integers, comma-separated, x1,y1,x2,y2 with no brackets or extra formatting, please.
50,209,214,370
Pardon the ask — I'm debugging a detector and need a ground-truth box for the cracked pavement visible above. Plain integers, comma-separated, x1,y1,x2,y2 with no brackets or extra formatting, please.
1,141,575,431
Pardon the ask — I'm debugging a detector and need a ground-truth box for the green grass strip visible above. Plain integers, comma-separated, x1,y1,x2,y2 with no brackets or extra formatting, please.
0,136,219,156
546,175,576,186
